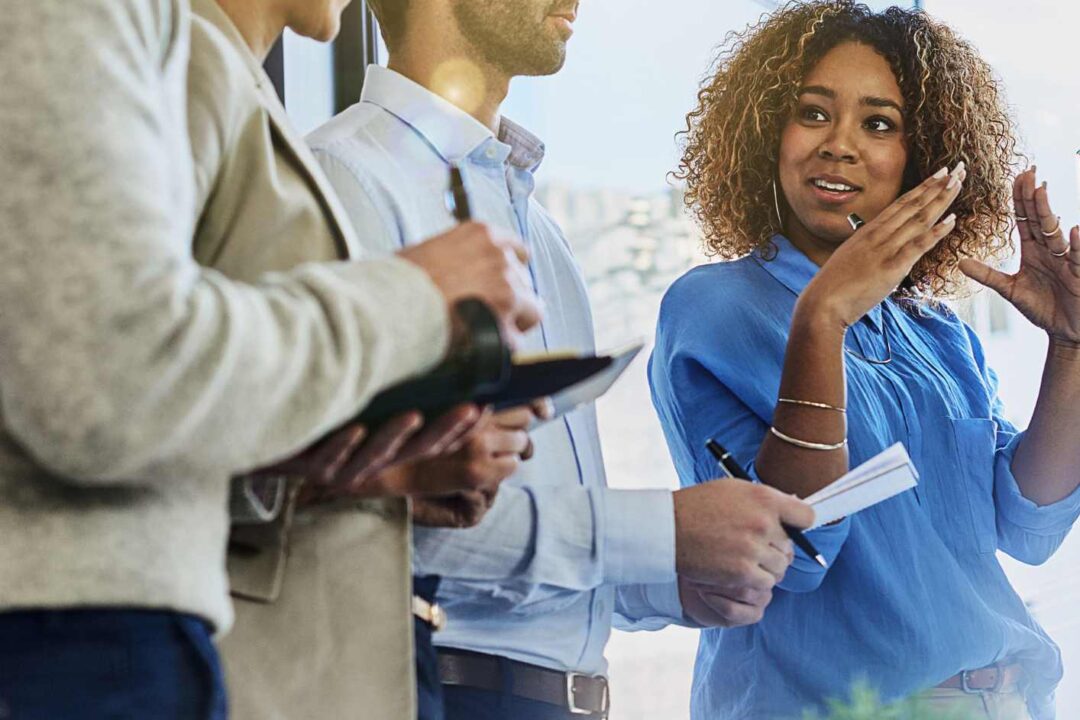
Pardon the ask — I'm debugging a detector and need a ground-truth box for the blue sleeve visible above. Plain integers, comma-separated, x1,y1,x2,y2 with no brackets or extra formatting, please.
963,326,1080,564
993,430,1080,564
648,267,849,593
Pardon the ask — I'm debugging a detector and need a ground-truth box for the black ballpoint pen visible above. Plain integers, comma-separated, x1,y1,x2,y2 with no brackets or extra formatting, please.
705,439,828,569
447,164,472,222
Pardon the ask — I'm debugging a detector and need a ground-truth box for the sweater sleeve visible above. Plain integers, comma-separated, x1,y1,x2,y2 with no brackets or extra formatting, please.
0,0,450,486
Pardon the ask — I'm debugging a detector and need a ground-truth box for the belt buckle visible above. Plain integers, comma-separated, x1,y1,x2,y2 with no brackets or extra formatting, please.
960,666,1003,695
566,672,610,717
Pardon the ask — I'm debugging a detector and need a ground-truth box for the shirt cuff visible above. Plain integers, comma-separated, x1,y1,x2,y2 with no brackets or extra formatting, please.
777,516,852,593
613,580,696,631
602,488,677,586
641,580,690,625
994,431,1080,534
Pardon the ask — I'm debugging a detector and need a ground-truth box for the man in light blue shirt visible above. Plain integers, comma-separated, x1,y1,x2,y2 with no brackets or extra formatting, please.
308,2,813,718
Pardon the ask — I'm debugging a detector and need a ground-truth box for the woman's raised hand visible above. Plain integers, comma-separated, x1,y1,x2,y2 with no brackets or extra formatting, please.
960,168,1080,346
799,163,966,329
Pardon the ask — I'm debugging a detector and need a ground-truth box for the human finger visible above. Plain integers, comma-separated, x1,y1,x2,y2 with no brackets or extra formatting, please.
1020,168,1044,245
310,424,370,484
497,236,530,266
531,397,555,421
881,163,964,248
696,590,767,627
493,405,535,430
1069,226,1080,278
1033,181,1067,256
1013,171,1037,246
772,490,815,530
691,582,773,608
772,539,795,565
959,258,1016,300
483,428,530,456
445,406,493,454
730,559,779,593
333,412,423,485
509,285,542,343
869,165,950,232
758,543,794,582
398,404,481,463
892,212,955,267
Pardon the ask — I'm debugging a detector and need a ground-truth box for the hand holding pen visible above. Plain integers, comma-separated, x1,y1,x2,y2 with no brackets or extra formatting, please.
706,439,826,568
672,470,815,627
395,165,542,348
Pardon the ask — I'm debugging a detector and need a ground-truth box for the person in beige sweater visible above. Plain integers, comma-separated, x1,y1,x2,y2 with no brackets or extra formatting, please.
0,1,539,718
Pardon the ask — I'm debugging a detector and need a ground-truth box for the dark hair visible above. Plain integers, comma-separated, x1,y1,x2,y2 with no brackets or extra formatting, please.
367,0,409,51
675,0,1020,298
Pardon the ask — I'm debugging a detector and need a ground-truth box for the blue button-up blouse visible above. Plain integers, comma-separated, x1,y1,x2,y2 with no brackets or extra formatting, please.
649,235,1080,719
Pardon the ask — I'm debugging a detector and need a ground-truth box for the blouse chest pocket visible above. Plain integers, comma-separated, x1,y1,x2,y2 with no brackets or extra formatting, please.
937,417,998,555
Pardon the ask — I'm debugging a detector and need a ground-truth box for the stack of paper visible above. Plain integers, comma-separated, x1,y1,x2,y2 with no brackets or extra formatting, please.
805,443,919,529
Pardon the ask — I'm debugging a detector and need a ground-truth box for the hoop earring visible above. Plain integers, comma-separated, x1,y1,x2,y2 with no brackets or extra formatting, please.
772,178,785,234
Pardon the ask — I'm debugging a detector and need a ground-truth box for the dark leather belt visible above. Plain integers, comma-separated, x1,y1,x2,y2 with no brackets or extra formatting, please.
438,648,610,717
937,663,1025,694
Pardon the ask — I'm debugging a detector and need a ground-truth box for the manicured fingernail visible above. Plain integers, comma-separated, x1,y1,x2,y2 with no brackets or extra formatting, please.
952,161,966,176
946,175,961,190
942,213,957,225
1041,181,1048,190
932,167,948,179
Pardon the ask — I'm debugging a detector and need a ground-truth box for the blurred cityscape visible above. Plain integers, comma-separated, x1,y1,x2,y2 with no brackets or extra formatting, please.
537,184,703,350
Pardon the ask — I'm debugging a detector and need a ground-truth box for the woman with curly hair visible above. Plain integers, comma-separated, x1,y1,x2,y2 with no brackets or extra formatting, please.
650,2,1080,718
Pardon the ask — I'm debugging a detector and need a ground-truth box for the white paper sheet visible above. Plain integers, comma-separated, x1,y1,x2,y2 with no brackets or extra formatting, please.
804,442,919,529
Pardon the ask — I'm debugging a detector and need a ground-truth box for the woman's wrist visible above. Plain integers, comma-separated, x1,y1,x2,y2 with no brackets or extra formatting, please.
792,294,849,341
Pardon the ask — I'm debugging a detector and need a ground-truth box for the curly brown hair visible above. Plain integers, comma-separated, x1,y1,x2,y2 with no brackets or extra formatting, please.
674,0,1021,298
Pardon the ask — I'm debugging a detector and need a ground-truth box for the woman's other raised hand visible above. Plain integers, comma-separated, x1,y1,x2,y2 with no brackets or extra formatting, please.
960,167,1080,347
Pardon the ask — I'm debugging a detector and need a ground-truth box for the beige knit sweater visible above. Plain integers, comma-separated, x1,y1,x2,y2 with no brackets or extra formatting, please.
0,0,448,633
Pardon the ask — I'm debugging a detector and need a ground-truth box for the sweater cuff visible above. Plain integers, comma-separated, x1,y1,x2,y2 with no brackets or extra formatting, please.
602,489,677,586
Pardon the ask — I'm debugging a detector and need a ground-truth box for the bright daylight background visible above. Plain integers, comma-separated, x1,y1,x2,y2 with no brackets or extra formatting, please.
284,1,1080,717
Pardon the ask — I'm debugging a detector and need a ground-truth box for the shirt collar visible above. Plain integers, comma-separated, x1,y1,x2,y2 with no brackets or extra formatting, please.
754,234,884,331
360,65,545,172
498,117,546,172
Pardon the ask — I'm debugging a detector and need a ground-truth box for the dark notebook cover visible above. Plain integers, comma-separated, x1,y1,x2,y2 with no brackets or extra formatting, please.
352,301,619,427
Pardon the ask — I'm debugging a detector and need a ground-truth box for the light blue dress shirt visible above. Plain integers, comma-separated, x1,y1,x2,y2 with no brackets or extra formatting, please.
650,234,1080,719
307,65,681,675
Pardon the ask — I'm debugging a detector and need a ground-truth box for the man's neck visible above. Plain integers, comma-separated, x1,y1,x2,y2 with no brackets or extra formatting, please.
215,0,287,61
387,29,510,132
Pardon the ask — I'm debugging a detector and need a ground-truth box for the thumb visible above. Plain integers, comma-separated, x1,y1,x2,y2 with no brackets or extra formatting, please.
959,258,1013,298
777,493,816,530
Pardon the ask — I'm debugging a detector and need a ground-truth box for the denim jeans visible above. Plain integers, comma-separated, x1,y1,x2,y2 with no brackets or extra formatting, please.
0,608,227,720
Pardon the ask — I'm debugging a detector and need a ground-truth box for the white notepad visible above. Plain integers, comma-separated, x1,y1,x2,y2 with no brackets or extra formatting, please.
804,442,919,529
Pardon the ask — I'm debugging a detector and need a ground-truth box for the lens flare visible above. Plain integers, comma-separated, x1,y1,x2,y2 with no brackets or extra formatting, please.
429,59,487,116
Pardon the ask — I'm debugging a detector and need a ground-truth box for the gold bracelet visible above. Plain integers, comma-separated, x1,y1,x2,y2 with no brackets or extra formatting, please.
769,426,848,451
777,398,847,413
